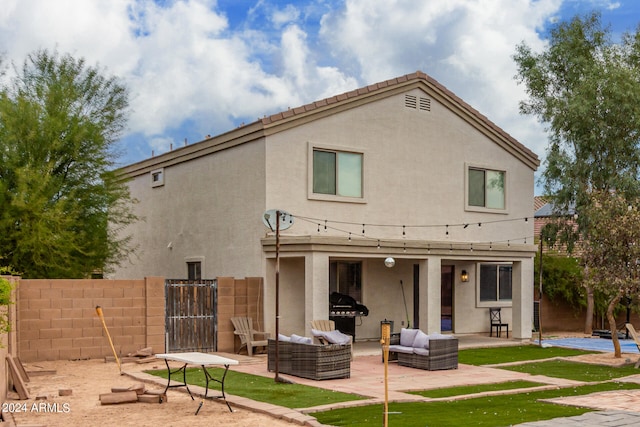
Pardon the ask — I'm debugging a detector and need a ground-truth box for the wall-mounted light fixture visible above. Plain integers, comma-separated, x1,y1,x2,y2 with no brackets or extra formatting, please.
461,270,469,282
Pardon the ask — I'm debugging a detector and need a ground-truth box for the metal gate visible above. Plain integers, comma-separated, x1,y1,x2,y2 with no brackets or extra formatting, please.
165,279,217,352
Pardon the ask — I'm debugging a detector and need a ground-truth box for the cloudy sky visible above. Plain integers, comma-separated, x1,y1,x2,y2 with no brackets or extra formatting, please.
1,0,638,193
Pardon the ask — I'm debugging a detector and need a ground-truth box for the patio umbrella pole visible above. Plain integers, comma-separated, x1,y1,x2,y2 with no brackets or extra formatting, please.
274,211,292,384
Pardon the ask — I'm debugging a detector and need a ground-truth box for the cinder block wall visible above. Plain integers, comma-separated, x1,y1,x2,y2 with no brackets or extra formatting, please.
217,277,265,354
17,277,165,362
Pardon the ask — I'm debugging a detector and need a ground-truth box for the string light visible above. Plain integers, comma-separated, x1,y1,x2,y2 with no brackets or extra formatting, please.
287,213,538,252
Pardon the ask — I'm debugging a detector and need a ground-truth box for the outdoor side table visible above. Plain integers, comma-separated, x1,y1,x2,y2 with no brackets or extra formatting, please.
155,352,239,414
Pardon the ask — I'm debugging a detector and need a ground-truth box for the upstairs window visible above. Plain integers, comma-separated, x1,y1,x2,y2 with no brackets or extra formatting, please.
313,149,362,198
468,167,505,209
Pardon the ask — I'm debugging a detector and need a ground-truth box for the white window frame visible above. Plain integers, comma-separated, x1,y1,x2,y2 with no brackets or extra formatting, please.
465,163,507,213
307,142,367,203
151,168,164,188
476,262,513,308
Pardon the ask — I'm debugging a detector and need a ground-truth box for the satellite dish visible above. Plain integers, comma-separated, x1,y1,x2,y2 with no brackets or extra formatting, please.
263,209,294,231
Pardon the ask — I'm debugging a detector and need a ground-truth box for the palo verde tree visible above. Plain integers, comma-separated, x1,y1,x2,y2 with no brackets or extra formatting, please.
0,49,137,278
514,12,640,335
580,191,640,357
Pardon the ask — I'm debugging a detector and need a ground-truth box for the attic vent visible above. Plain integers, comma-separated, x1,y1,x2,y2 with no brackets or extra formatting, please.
404,94,430,112
419,97,431,111
404,94,417,109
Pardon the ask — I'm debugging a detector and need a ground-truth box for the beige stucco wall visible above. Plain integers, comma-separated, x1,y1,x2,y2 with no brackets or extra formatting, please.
114,140,267,280
264,88,533,241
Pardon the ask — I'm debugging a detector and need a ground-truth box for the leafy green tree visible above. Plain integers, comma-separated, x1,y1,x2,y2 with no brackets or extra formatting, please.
0,49,137,278
534,250,583,310
514,12,640,335
580,192,640,357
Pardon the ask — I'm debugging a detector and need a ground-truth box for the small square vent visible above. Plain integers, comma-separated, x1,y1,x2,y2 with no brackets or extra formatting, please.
405,94,430,112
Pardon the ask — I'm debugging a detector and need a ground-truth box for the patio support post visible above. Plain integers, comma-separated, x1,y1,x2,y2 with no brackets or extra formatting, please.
420,257,441,334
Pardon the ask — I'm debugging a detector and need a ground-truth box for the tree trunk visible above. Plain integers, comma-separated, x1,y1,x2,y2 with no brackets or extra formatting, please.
607,293,623,358
584,283,594,334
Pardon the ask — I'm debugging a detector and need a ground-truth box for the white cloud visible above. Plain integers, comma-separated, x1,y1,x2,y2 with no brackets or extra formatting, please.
271,4,301,28
318,0,562,160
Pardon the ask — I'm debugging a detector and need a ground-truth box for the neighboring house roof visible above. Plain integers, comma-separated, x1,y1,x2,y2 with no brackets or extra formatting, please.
121,71,540,177
534,196,548,212
534,201,577,218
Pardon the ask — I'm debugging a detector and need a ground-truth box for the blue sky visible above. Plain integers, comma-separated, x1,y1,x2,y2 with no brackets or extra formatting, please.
1,0,639,194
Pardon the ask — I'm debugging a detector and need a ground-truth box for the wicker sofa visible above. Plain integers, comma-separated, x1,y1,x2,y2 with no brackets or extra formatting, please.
267,339,351,380
388,328,458,371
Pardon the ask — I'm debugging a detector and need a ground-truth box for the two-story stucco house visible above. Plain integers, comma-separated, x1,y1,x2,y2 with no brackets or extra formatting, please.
113,71,540,341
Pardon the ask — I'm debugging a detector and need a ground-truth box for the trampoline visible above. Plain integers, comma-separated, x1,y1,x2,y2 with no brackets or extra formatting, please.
537,337,640,353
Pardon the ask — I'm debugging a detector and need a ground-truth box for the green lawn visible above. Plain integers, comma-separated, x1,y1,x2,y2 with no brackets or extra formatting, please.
147,367,365,409
458,345,596,366
499,359,640,381
411,380,544,398
314,382,640,427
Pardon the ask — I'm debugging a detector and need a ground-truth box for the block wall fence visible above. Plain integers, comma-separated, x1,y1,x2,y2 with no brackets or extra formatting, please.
14,276,264,363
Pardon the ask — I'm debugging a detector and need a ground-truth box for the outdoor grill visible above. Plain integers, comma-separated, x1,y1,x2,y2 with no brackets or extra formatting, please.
329,292,369,341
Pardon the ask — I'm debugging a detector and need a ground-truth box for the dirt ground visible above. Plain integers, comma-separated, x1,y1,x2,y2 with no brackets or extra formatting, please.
4,358,298,427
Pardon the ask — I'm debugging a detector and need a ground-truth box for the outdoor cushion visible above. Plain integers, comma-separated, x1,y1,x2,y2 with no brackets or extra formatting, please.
278,333,291,342
311,329,351,345
290,334,312,344
412,330,430,349
400,328,419,346
388,345,414,354
413,347,430,356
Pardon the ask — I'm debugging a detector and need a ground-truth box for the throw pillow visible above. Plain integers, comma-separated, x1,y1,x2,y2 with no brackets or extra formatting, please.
278,333,291,342
412,330,430,349
400,328,419,347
